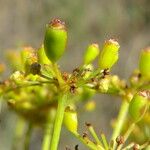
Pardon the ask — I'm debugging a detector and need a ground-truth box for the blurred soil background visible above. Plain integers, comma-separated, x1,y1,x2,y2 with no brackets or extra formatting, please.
0,0,149,149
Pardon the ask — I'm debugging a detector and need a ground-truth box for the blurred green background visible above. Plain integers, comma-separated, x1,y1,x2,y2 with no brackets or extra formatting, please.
0,0,150,149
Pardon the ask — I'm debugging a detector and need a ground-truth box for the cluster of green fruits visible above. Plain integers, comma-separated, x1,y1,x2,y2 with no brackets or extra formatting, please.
0,18,150,150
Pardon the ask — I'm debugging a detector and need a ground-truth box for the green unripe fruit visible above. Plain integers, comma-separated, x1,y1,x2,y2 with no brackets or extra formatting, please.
84,43,100,64
44,18,67,62
63,107,78,133
37,45,51,64
99,39,120,69
139,47,150,78
129,90,150,122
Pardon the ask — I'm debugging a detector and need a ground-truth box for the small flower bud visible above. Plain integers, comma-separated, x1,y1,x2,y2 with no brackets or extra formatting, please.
116,136,124,146
16,101,34,111
99,39,120,69
82,64,93,79
98,77,110,93
37,45,51,64
139,47,150,78
130,70,141,86
21,47,35,65
10,71,24,84
129,90,150,122
7,99,16,107
84,100,96,111
133,144,140,150
63,106,78,133
21,47,38,74
44,18,67,62
83,43,100,64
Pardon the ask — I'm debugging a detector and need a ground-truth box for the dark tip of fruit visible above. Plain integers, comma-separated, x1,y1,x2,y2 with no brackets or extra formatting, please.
49,18,65,29
82,132,88,138
133,143,140,150
116,135,124,145
105,39,119,46
139,90,150,100
91,43,99,48
85,122,91,127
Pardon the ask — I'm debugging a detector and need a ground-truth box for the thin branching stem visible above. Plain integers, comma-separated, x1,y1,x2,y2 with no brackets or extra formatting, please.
24,123,33,150
100,133,109,150
111,100,129,149
87,125,103,146
12,118,26,150
1,81,54,96
42,111,54,150
73,132,104,150
117,123,135,150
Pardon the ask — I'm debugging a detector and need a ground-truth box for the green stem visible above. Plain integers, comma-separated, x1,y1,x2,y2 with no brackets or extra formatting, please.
122,143,134,150
117,123,135,150
88,126,103,146
52,63,64,85
12,118,26,150
100,134,109,150
3,81,55,95
123,123,135,142
49,94,68,150
73,132,104,150
42,123,53,150
111,100,129,148
42,110,55,150
140,141,150,149
39,73,53,80
24,123,33,150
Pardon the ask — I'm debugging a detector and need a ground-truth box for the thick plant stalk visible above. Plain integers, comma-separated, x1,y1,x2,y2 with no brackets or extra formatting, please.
49,94,68,150
52,63,64,85
111,100,129,147
42,110,55,150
